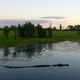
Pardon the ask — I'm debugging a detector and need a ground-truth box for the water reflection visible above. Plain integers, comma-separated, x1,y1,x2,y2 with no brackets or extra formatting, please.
47,43,53,50
3,48,10,57
1,41,80,80
1,41,80,65
2,44,53,59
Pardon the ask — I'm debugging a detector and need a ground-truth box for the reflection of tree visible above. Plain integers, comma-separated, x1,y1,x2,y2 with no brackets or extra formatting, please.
47,43,53,50
21,44,36,58
13,52,17,58
18,44,44,58
13,47,21,58
3,48,10,57
3,43,53,59
36,44,43,53
14,44,44,58
78,42,80,47
43,44,47,49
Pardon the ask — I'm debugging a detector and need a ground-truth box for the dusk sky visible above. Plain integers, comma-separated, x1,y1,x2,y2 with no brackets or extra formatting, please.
0,0,80,28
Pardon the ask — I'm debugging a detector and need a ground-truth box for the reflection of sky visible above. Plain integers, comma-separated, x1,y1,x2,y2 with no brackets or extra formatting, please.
0,0,80,27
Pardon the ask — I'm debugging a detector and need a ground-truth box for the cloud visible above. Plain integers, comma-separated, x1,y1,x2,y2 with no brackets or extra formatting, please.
26,20,49,24
41,16,66,19
0,19,49,27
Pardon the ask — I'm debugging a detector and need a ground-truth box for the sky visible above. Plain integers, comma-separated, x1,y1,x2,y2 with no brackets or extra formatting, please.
0,0,80,28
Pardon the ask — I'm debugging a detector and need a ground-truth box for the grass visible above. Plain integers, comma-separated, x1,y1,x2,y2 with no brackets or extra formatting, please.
0,31,80,47
53,31,80,40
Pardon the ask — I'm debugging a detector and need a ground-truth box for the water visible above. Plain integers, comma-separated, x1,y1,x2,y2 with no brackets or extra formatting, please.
0,41,80,80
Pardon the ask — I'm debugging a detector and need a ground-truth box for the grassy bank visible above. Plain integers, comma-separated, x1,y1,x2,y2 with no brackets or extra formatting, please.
0,31,80,47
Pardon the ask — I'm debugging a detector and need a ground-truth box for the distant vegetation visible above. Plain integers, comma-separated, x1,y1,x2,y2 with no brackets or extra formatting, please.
1,22,80,39
0,22,80,47
2,22,53,39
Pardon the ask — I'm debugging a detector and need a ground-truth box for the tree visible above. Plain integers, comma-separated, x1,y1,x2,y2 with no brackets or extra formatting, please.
10,25,17,39
22,22,35,37
53,27,57,31
59,24,62,31
75,25,80,30
75,25,80,35
17,24,23,37
3,26,10,39
36,24,46,38
17,22,36,38
67,25,74,31
47,27,53,37
27,22,35,37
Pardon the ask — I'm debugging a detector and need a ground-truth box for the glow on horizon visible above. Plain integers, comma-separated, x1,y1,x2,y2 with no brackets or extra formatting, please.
0,0,80,26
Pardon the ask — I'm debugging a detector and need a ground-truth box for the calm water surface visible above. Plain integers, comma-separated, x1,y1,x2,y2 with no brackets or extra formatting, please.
0,41,80,80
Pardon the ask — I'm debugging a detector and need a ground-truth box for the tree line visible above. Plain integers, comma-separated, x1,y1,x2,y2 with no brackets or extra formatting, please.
53,24,80,31
1,22,80,39
1,22,53,39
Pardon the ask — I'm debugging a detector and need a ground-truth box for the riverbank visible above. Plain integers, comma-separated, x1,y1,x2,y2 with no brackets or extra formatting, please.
0,31,80,47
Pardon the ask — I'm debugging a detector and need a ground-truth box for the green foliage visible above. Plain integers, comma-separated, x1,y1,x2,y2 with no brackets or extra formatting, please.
10,25,17,39
47,27,53,37
1,22,53,38
23,22,35,37
17,22,36,37
17,24,23,37
36,24,48,38
3,26,10,39
0,31,79,47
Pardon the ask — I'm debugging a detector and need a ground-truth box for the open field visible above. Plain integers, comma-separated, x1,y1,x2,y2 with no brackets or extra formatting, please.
0,31,80,47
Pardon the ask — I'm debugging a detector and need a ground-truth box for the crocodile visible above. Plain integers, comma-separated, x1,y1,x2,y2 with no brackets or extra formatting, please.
3,64,69,69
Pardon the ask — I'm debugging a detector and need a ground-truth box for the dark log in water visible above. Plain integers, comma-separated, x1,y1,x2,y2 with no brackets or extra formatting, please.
3,64,69,69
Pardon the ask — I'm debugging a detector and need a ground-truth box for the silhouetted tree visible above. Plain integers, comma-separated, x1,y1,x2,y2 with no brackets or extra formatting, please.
53,27,57,31
75,25,80,30
75,25,80,35
17,24,23,37
36,24,46,38
67,25,74,31
59,24,62,31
